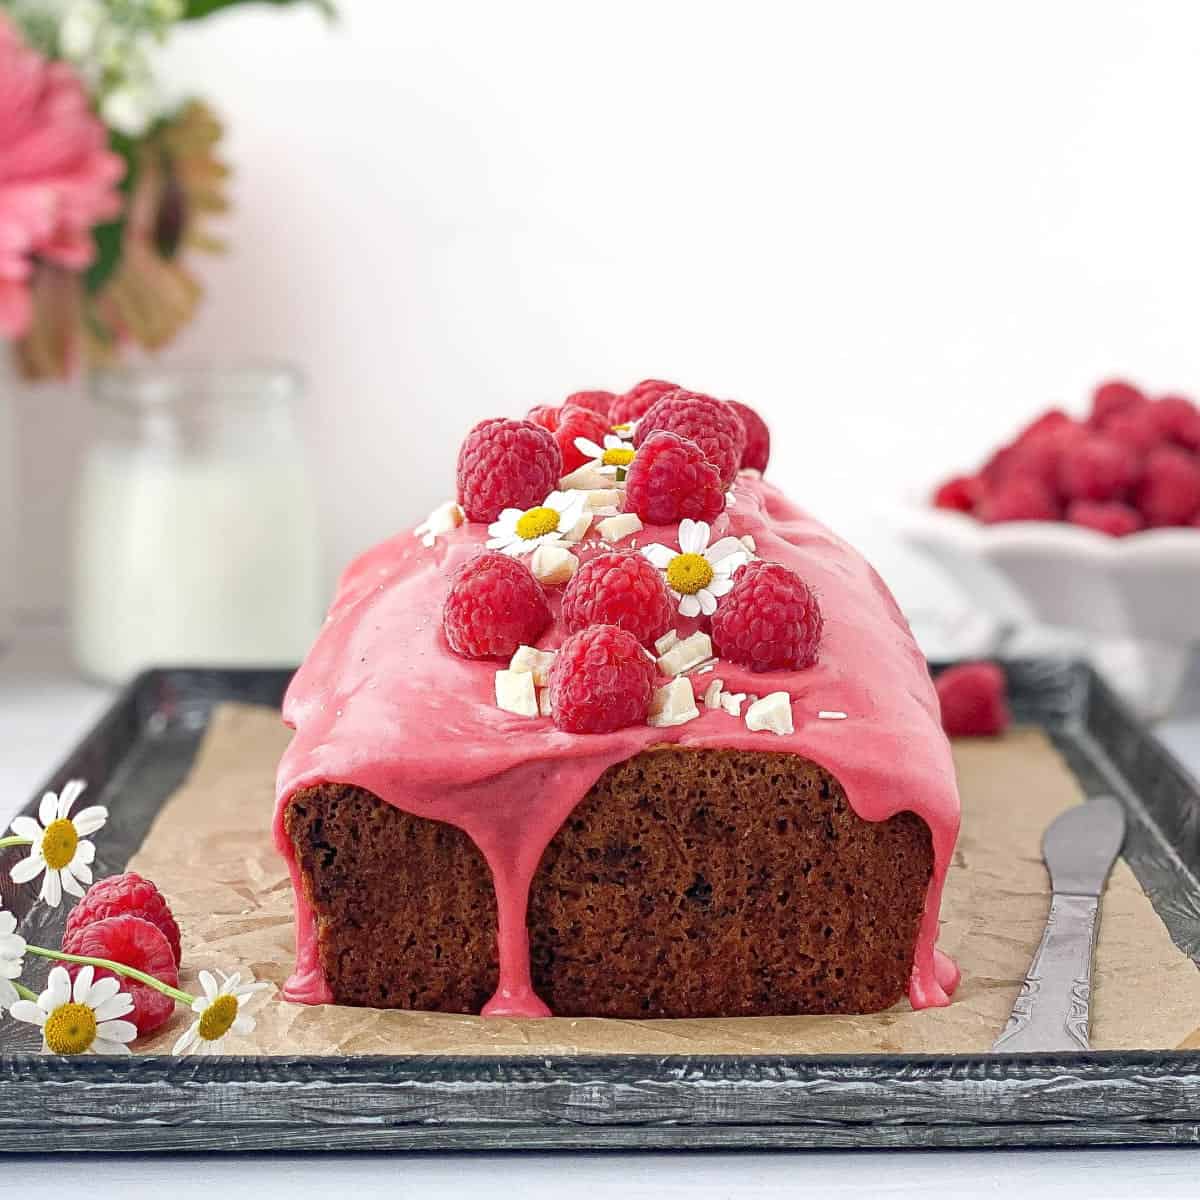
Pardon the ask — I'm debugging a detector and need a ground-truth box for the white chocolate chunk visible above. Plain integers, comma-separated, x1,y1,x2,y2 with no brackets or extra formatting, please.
596,513,643,543
740,534,757,554
703,679,725,709
720,691,747,717
560,511,593,543
538,687,553,717
656,631,713,677
559,464,612,491
584,489,623,510
414,500,464,546
495,669,538,717
654,630,679,656
648,677,701,728
509,644,557,686
818,710,848,720
745,691,794,736
528,542,579,586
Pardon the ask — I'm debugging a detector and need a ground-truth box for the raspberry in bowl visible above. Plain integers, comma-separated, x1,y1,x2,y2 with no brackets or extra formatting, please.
901,378,1200,716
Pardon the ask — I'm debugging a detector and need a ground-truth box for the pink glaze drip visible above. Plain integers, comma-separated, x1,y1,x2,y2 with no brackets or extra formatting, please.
273,476,962,1016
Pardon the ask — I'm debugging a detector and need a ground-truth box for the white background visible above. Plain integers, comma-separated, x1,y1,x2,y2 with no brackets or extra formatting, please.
17,0,1200,612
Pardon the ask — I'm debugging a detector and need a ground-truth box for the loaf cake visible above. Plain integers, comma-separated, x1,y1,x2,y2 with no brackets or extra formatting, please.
274,385,961,1018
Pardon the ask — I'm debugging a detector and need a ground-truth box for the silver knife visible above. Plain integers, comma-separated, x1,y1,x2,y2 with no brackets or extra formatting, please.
991,795,1126,1053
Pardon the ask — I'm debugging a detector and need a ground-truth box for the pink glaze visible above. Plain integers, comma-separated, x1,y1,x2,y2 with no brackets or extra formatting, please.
274,475,962,1016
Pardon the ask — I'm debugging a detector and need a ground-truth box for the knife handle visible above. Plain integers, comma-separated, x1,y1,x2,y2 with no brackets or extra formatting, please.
992,892,1099,1053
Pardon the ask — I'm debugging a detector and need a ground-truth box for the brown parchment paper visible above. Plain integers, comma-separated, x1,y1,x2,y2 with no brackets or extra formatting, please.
130,703,1200,1055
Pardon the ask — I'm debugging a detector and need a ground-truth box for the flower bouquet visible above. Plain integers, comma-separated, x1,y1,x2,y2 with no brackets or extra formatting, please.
1,0,330,379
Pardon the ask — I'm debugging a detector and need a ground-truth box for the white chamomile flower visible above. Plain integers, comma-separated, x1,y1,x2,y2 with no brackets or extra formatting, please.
573,433,636,477
487,491,586,556
173,969,269,1056
0,911,27,1012
641,519,750,618
10,780,106,908
10,965,136,1056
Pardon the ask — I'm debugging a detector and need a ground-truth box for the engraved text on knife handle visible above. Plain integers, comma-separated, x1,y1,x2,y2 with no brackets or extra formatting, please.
992,892,1099,1053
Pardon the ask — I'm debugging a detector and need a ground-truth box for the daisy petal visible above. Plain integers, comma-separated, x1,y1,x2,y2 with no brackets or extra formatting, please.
46,967,71,1009
38,793,58,827
697,589,718,616
93,994,135,1023
231,1014,256,1036
640,544,675,569
707,576,734,598
9,1000,46,1027
678,594,702,618
198,970,219,1001
0,913,15,937
0,979,18,1010
42,870,62,908
97,1018,138,1044
10,817,41,842
678,519,706,555
72,807,107,837
87,975,121,1006
58,780,86,817
61,870,85,900
173,1023,201,1056
73,965,95,1004
704,537,748,565
90,1037,133,1056
10,854,45,884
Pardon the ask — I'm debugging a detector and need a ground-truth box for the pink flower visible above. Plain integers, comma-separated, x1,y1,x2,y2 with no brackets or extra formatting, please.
0,13,123,338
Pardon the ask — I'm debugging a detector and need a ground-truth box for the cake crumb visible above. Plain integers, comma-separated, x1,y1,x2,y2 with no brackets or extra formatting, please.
745,692,794,736
654,630,679,655
657,631,712,676
703,679,725,709
649,677,701,728
528,543,579,586
509,644,557,686
495,669,538,717
596,513,643,543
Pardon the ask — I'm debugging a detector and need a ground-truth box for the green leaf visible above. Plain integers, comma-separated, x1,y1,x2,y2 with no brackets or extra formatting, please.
84,132,139,297
181,0,336,19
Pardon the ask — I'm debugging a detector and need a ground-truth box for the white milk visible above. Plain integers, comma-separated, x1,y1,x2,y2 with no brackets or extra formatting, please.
70,367,323,683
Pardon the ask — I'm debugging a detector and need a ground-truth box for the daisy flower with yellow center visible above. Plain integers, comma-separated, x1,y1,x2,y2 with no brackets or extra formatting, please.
9,965,136,1056
0,911,27,1012
641,519,750,618
7,781,106,907
173,968,269,1056
573,433,636,477
487,490,586,556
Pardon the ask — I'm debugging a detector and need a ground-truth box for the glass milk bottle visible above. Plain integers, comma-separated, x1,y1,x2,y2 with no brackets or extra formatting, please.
72,365,323,683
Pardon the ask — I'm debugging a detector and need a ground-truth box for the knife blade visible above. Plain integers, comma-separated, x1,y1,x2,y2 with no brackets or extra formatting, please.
990,795,1126,1053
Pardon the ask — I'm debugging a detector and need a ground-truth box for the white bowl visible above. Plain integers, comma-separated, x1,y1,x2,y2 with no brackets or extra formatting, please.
896,506,1200,718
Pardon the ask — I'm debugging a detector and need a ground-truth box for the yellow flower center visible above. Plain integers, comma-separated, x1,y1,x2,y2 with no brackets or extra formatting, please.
44,1002,97,1055
41,818,78,871
666,552,715,595
514,506,561,540
602,447,635,467
198,993,239,1042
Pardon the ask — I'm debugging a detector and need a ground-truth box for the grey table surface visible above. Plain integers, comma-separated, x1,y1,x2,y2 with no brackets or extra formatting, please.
4,622,1200,1196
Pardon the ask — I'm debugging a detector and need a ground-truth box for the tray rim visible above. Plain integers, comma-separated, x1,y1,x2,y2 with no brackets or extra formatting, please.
7,658,1200,1153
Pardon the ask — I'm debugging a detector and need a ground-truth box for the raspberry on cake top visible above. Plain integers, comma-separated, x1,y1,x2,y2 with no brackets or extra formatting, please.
274,385,962,1017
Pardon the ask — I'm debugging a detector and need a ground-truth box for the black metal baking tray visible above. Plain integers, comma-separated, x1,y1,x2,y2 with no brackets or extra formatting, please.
2,660,1200,1154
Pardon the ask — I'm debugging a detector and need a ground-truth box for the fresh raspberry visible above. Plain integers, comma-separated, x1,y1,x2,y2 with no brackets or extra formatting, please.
1098,404,1163,456
623,431,726,525
442,552,551,660
1135,446,1200,527
560,551,674,647
564,390,616,418
525,404,560,432
933,474,983,513
1067,500,1144,537
64,872,181,966
935,662,1010,737
548,624,658,734
456,418,562,523
1015,408,1075,444
1089,379,1145,426
977,478,1060,523
554,405,611,474
711,560,823,673
62,915,179,1037
1150,395,1200,451
727,400,770,471
609,379,678,428
1056,434,1140,502
633,391,746,488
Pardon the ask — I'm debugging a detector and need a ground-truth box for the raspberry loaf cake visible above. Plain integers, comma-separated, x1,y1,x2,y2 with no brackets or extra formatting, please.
275,384,961,1018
